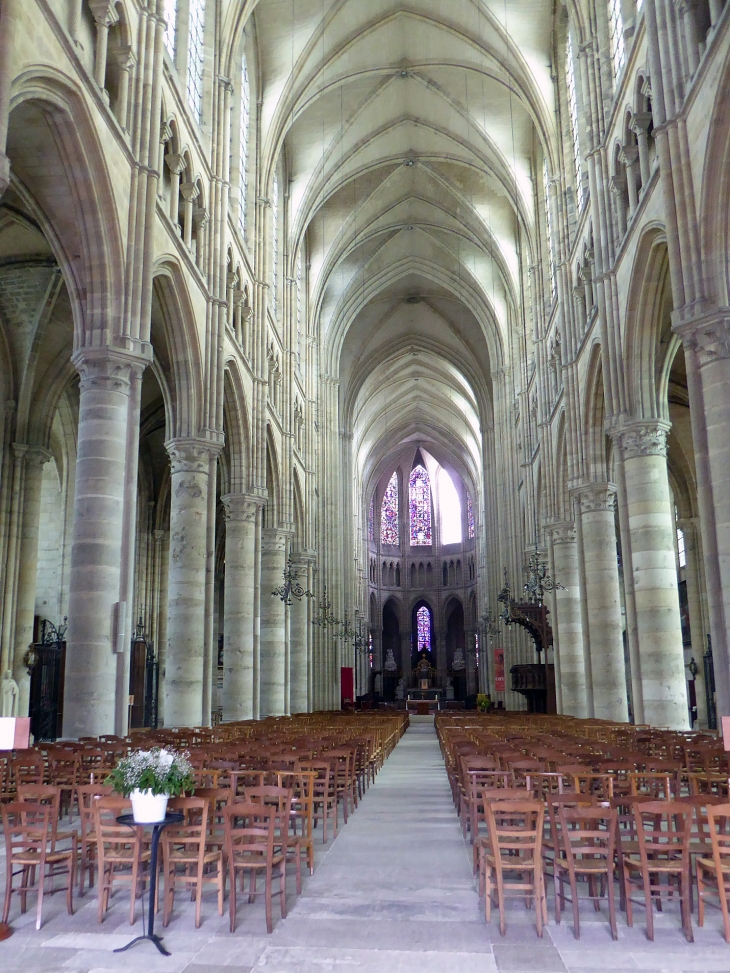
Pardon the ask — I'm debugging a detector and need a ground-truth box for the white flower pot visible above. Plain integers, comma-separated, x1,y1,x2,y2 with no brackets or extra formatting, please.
130,789,169,823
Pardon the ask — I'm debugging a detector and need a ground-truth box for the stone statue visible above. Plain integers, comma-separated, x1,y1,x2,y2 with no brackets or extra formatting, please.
446,677,454,701
384,648,398,671
1,670,19,717
452,647,466,671
395,677,405,701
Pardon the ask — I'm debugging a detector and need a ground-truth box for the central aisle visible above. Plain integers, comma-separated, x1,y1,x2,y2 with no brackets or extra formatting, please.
256,717,492,971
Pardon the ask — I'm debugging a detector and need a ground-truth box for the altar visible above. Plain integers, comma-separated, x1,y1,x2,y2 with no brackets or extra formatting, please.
406,690,442,715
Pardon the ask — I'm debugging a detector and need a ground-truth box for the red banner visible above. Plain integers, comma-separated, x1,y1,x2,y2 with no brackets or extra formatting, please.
341,667,354,708
494,648,505,693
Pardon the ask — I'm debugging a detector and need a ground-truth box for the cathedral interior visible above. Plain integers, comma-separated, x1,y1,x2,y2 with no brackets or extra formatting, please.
1,0,730,967
1,0,727,736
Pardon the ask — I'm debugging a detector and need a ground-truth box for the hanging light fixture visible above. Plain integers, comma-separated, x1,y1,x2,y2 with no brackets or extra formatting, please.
271,556,314,606
522,545,566,606
311,585,339,630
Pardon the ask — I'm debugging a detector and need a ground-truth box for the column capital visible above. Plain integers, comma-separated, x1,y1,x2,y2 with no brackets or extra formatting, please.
165,437,221,474
88,0,118,27
165,153,186,175
72,345,151,393
290,549,317,567
261,527,291,552
673,307,730,366
548,521,577,545
618,420,670,459
22,445,53,470
221,492,262,523
630,111,653,135
573,482,617,513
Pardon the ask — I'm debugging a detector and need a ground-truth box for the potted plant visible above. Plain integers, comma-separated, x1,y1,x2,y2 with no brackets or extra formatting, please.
476,693,491,713
106,747,194,823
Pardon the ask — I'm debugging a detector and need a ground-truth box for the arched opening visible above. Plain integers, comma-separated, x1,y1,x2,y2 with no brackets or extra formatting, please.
445,599,466,702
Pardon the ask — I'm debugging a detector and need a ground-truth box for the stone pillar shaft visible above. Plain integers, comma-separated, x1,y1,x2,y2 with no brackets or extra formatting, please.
260,528,288,716
289,554,313,714
550,523,589,718
63,350,144,738
221,494,259,721
620,423,688,728
12,446,51,717
164,438,217,727
577,484,629,722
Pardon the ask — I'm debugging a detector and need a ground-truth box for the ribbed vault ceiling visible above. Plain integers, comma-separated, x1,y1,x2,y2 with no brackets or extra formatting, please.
239,0,555,479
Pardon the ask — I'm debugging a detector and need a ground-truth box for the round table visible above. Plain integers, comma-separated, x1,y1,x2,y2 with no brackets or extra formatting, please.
113,811,184,956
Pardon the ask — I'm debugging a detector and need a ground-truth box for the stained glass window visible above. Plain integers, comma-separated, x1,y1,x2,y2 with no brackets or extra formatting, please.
164,0,177,58
380,472,399,546
608,0,625,81
239,54,250,235
565,33,583,211
438,468,461,544
368,496,374,542
409,465,432,545
467,493,475,539
187,0,206,120
417,606,431,653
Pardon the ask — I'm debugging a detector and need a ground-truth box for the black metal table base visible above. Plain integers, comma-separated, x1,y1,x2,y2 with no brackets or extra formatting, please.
113,811,183,956
114,932,170,956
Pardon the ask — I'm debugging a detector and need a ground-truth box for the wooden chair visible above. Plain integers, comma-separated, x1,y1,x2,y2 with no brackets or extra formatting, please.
282,770,316,877
622,800,694,942
482,799,548,937
76,784,113,895
17,783,76,890
697,801,730,942
12,752,45,788
48,751,81,821
242,785,300,894
223,802,286,933
161,797,224,928
1,801,76,930
301,760,337,842
555,805,618,940
94,795,149,925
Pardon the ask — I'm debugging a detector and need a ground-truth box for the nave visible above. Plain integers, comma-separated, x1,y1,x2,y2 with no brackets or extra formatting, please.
3,717,729,973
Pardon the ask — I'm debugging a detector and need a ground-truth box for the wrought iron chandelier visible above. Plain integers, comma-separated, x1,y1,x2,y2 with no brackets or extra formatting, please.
523,546,566,606
311,585,339,630
271,556,313,606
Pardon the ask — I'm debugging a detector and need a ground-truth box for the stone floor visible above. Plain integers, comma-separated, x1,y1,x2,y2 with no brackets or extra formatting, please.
2,717,730,971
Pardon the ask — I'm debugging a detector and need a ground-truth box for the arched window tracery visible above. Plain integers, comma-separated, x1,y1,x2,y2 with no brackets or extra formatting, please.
608,0,626,80
409,465,432,545
380,472,399,546
187,0,206,120
164,0,177,58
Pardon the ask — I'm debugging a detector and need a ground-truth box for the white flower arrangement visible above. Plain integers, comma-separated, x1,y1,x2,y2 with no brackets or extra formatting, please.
106,747,194,797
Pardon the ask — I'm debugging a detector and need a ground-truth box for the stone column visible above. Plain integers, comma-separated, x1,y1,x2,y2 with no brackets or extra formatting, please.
619,423,689,728
220,493,259,721
549,522,589,718
11,446,51,716
164,438,216,727
88,1,118,89
63,350,146,739
260,528,288,716
576,484,629,721
289,552,313,714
